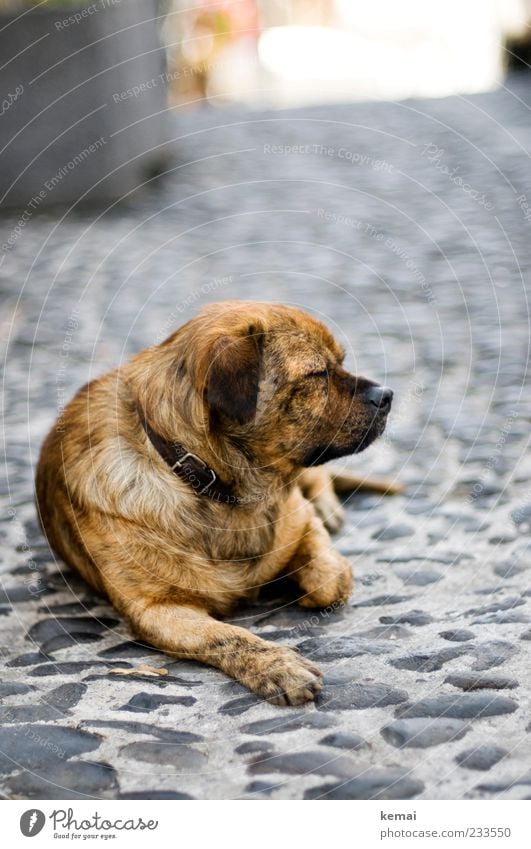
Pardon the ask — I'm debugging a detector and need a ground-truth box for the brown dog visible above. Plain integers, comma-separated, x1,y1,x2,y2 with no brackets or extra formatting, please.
36,301,398,705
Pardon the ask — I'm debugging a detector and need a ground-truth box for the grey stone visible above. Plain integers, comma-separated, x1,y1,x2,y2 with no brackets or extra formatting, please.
390,646,468,673
248,750,354,777
41,682,87,710
511,504,531,530
0,681,33,697
120,741,207,770
6,652,51,667
405,501,437,515
240,712,332,735
252,626,323,641
116,790,195,801
319,732,367,750
396,693,518,720
98,641,162,658
455,745,507,771
380,610,434,626
236,741,275,755
428,532,447,544
297,636,391,661
382,717,470,748
353,595,413,608
79,720,203,743
468,483,503,500
253,605,336,629
397,568,442,586
0,584,53,604
494,560,526,579
0,704,60,723
318,681,409,712
379,552,472,565
27,616,119,645
489,534,517,545
6,762,118,799
245,781,277,795
357,624,412,640
119,692,197,713
41,633,103,653
39,601,98,615
445,672,518,691
467,596,524,617
0,724,102,774
462,519,491,533
471,611,531,625
87,671,198,688
218,694,262,715
471,640,518,670
476,774,531,793
439,629,475,642
30,661,132,676
372,523,415,541
304,769,424,799
119,791,194,799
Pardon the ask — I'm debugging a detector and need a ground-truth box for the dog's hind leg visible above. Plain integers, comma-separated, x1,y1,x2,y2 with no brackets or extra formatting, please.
331,472,405,496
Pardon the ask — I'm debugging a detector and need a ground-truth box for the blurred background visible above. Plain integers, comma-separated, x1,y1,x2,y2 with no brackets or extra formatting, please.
1,0,530,207
163,0,531,108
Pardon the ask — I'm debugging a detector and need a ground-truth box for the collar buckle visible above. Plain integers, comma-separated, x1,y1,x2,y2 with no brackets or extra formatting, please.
138,406,236,504
172,451,217,495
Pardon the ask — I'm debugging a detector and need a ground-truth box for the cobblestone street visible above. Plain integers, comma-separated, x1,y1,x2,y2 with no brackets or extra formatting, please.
2,75,531,800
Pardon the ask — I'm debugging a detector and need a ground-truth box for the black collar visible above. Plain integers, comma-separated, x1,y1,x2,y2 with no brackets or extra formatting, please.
139,411,239,505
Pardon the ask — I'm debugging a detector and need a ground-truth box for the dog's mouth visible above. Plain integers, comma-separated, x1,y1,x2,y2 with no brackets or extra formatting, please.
354,410,389,452
300,410,389,467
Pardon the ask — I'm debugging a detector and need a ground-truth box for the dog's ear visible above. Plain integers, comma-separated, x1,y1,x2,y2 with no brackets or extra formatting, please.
205,330,262,425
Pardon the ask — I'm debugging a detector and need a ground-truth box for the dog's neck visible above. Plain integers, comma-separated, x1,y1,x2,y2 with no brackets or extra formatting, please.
134,403,286,509
138,410,246,505
126,361,293,508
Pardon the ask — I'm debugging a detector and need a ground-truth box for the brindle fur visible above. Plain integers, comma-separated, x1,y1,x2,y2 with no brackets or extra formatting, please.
36,301,399,705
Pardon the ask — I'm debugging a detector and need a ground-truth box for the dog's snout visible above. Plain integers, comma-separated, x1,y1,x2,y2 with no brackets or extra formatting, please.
365,385,393,413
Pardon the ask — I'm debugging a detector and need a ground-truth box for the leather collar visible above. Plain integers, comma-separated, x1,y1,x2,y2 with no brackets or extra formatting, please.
138,410,239,505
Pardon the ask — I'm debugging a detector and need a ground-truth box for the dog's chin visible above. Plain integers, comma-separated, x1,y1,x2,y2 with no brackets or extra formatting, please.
353,417,388,454
300,418,387,467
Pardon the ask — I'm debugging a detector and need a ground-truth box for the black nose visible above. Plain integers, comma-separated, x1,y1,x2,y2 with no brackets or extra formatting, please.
365,385,393,413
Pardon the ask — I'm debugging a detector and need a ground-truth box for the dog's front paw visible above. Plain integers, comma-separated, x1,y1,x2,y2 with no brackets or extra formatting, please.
312,489,345,533
298,554,353,609
244,645,323,706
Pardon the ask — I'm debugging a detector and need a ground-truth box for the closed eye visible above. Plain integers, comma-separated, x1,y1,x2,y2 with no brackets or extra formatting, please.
306,370,329,379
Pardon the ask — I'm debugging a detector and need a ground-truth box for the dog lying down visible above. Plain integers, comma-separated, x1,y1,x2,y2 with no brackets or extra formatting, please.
36,301,401,705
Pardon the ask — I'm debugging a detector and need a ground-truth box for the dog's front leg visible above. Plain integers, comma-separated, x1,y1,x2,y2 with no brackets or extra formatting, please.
287,507,353,609
127,601,322,705
298,467,345,533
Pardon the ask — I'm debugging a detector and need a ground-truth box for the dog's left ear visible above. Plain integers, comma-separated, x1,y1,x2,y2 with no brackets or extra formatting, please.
205,329,263,425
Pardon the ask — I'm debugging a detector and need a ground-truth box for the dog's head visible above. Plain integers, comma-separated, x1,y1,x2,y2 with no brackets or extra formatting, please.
160,301,392,470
